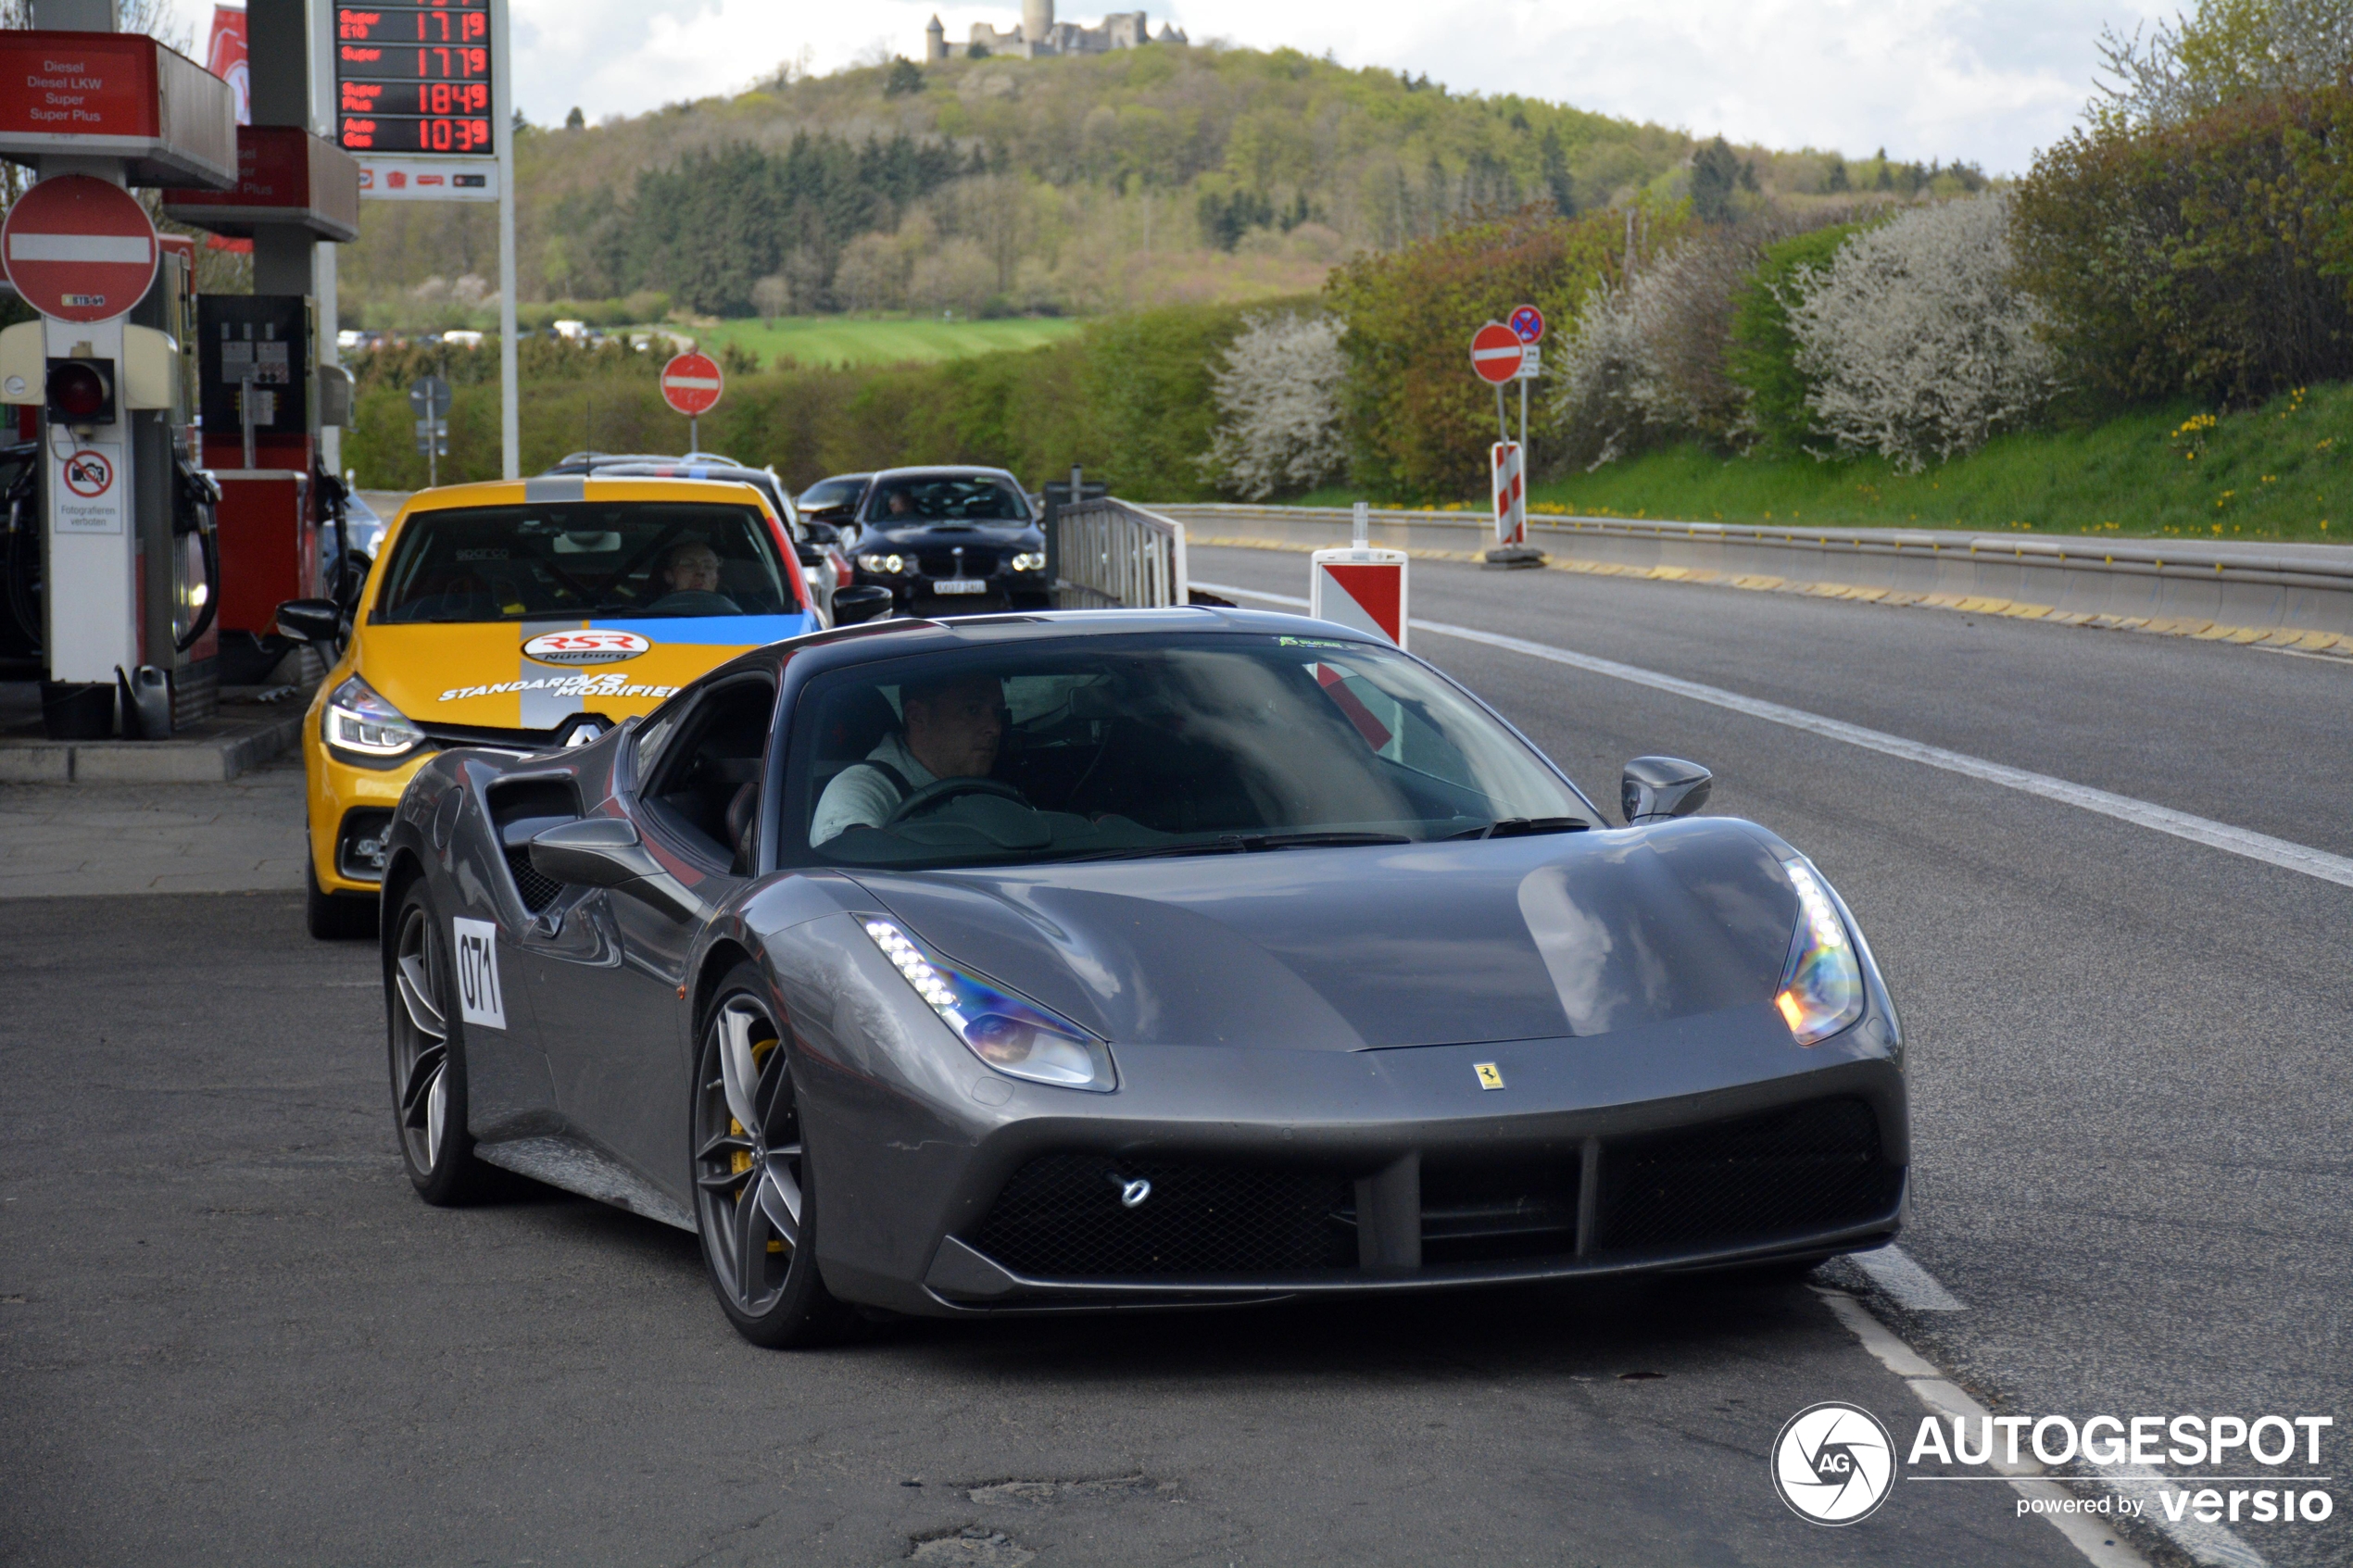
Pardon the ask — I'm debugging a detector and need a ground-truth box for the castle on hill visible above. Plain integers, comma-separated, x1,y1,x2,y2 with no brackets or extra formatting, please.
925,1,1187,60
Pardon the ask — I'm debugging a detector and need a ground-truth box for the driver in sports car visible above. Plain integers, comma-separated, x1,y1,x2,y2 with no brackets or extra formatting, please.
811,671,1010,845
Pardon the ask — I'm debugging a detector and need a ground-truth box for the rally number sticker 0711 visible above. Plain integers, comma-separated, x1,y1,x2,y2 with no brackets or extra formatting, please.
522,629,651,666
452,917,506,1030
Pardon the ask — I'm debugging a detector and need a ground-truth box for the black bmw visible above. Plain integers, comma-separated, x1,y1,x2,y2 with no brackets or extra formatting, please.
848,466,1051,612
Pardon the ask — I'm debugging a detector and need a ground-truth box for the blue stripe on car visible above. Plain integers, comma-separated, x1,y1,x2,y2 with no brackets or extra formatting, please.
590,614,819,645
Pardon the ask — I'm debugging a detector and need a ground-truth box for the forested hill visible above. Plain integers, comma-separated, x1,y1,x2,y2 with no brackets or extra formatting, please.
339,44,1922,330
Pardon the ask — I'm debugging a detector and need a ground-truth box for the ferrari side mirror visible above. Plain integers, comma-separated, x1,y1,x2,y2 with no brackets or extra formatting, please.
1621,756,1713,825
529,818,706,922
528,817,650,888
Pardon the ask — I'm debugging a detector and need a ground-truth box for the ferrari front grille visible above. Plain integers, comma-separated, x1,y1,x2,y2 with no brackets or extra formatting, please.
972,1155,1356,1277
1591,1097,1897,1256
1418,1153,1581,1265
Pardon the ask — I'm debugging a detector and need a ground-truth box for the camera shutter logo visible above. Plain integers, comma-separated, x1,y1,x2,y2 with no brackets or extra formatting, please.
1772,1401,1897,1524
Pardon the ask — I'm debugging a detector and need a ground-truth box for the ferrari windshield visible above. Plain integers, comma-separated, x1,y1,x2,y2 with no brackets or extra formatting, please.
372,501,795,623
782,633,1592,870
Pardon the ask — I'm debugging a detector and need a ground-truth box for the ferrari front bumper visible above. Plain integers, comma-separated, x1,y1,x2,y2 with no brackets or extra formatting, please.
800,1001,1907,1318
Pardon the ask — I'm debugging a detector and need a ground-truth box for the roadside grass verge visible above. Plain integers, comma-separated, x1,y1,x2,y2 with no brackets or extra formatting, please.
1290,383,2352,542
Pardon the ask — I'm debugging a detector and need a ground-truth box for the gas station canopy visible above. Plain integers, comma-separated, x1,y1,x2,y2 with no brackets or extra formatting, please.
161,127,362,243
0,30,237,188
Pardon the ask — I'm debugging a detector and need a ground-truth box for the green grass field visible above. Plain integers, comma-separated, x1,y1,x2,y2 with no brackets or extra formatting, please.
1292,382,2353,543
686,315,1083,369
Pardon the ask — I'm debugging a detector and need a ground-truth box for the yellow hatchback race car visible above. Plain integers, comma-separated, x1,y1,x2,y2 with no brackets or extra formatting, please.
277,474,839,938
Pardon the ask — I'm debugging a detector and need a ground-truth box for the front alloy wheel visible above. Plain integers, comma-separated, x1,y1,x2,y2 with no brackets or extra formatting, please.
387,885,488,1203
692,967,857,1347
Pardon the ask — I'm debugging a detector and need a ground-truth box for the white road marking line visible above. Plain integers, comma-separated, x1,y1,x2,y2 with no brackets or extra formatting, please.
1814,1289,2192,1568
1851,1245,1966,1311
1193,581,2353,891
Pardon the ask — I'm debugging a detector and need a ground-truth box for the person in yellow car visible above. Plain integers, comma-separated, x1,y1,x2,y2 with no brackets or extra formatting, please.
279,475,831,939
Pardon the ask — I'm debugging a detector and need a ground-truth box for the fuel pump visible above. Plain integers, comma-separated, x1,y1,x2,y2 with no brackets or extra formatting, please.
0,20,237,737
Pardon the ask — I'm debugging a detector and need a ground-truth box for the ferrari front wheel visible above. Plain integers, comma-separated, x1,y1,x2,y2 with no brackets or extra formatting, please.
692,966,858,1348
386,884,491,1204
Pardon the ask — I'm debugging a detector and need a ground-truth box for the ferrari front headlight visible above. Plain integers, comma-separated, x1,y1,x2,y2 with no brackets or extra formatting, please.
861,919,1114,1091
1774,859,1863,1046
324,672,425,759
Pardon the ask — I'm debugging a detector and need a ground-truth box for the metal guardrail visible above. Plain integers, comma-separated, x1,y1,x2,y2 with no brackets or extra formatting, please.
1155,503,2353,641
1051,497,1190,610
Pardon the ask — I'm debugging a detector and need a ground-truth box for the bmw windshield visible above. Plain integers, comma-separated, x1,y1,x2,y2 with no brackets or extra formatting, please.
782,633,1593,870
373,501,796,623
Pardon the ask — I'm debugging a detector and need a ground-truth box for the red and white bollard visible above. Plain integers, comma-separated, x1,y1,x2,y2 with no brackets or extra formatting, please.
1491,440,1525,547
1310,501,1408,648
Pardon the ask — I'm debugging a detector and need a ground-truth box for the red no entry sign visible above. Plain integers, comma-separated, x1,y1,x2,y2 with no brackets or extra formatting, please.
1470,321,1524,385
1,174,159,324
661,351,724,417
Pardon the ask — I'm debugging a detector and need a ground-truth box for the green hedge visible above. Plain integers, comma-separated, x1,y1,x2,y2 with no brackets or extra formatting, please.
346,299,1293,498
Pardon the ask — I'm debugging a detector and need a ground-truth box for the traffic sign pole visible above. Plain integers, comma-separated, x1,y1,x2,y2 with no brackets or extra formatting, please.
1471,312,1546,570
661,352,724,450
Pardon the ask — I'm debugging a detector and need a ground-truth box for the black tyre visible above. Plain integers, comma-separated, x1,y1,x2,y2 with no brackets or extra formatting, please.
307,858,378,940
385,883,493,1204
692,965,859,1348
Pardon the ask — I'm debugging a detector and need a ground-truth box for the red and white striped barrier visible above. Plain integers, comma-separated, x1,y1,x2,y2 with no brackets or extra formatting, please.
1491,440,1525,547
1309,546,1408,649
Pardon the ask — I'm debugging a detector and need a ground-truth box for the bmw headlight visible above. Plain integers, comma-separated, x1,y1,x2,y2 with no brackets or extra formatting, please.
324,672,425,759
1775,859,1863,1046
861,919,1114,1091
857,552,906,574
1011,551,1046,572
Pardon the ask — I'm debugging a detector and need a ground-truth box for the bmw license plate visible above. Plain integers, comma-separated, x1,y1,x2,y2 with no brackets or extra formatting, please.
931,579,988,595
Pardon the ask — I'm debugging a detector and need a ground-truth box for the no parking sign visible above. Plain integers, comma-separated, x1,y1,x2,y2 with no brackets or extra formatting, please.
1309,546,1408,649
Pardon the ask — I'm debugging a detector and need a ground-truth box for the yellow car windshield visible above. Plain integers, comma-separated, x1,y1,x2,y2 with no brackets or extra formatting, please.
373,501,791,624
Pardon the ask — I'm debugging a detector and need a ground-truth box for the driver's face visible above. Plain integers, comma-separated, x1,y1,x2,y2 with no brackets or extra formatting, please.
903,680,1005,781
663,545,720,593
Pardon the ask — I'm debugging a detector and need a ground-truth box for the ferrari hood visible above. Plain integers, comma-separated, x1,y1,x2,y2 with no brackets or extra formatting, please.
851,818,1806,1050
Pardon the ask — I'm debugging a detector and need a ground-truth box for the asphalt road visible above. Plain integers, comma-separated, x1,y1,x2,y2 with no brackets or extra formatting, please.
2,553,2344,1566
0,895,2093,1568
1192,545,2353,1568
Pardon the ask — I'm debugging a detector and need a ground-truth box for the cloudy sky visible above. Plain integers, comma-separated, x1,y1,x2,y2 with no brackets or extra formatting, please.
508,0,2177,175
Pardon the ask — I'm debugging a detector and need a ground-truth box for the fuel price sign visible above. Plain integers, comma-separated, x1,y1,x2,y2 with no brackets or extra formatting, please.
337,0,504,200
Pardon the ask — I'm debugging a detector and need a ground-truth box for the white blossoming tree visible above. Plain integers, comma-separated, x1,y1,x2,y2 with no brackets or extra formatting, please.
1202,311,1352,499
1787,194,2062,471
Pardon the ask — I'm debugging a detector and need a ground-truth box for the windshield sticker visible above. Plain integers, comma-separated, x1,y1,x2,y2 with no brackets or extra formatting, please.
454,547,510,561
438,671,680,703
522,629,652,667
1277,635,1353,649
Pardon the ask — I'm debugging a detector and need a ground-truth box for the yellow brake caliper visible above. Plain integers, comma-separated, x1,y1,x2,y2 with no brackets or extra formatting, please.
731,1035,786,1253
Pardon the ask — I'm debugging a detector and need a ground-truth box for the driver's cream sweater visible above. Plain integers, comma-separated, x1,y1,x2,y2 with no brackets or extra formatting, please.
809,733,937,847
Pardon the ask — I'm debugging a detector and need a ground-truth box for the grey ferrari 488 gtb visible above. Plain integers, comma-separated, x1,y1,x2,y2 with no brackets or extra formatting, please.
378,607,1906,1346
